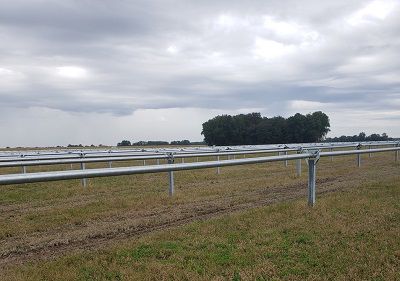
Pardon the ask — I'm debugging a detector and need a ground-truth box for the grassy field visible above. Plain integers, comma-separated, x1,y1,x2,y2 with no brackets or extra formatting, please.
0,150,399,280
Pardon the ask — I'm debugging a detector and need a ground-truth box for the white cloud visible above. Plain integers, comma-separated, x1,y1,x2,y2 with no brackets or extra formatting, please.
253,37,296,61
0,67,15,75
166,45,179,54
336,55,380,74
288,100,333,111
216,14,236,28
0,67,25,89
214,13,250,31
56,66,88,79
347,0,398,26
263,16,319,42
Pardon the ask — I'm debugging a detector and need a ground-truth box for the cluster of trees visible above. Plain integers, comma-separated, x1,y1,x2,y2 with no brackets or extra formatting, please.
67,144,84,148
170,140,191,145
117,140,204,146
324,132,392,143
67,144,104,148
130,141,169,146
201,111,330,146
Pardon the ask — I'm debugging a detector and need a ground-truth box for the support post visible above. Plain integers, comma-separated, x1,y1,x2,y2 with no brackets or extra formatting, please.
157,158,160,165
356,144,361,167
182,157,185,163
369,145,371,158
296,147,302,177
396,143,399,162
20,155,26,174
80,153,87,187
306,149,320,207
216,149,220,174
308,159,316,207
284,150,288,167
167,153,174,196
143,160,146,166
108,150,112,168
330,148,333,162
216,155,220,174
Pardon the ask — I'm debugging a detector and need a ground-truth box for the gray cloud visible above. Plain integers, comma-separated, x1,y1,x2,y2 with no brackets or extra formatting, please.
0,0,399,146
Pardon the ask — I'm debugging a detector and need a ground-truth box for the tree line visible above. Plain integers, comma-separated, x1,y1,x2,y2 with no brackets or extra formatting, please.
324,132,393,143
117,140,205,146
201,111,330,146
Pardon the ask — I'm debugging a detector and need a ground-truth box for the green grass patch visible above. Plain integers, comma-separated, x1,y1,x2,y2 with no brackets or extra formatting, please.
2,173,399,280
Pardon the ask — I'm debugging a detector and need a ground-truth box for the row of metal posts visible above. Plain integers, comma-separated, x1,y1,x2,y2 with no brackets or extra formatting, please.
16,143,396,176
16,142,400,207
162,148,320,206
16,147,327,193
164,143,399,207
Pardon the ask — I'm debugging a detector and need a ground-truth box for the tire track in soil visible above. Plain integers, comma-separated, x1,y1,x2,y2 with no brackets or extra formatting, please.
0,176,347,268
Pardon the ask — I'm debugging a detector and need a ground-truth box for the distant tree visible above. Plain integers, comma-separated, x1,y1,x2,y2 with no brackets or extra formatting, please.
190,141,206,145
202,111,330,145
68,144,84,148
306,111,330,142
117,140,131,146
202,115,236,145
132,141,147,146
255,116,288,144
287,113,308,143
367,134,381,141
232,113,263,144
170,140,191,145
325,132,392,142
147,141,169,146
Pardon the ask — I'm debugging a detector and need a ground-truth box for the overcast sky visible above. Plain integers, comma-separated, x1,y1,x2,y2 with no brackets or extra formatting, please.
0,0,399,147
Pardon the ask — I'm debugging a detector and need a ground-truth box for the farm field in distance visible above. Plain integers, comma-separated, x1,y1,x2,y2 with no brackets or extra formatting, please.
0,149,399,280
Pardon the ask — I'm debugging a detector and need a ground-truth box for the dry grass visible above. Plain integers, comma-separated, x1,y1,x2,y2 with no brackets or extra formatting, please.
0,149,399,280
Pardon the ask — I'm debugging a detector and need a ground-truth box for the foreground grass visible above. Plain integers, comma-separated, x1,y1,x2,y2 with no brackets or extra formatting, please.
0,153,395,243
1,171,399,280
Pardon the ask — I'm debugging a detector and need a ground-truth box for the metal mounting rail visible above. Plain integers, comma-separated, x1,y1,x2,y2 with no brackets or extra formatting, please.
0,146,399,207
0,153,313,185
0,148,306,168
1,142,398,169
0,141,396,162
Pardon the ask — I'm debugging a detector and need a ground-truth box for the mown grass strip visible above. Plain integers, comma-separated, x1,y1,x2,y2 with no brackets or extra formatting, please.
2,174,399,280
